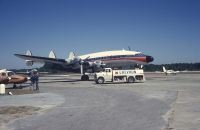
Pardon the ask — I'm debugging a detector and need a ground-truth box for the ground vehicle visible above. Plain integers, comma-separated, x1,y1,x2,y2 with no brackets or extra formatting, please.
94,68,145,84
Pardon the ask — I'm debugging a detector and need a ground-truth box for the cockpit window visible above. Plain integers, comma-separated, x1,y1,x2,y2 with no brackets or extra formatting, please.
1,73,6,76
8,72,15,76
135,53,145,56
106,69,111,72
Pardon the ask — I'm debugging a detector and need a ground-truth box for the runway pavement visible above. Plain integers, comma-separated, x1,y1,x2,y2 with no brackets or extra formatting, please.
0,73,200,130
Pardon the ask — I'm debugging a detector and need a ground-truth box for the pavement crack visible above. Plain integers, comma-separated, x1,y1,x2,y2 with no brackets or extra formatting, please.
163,90,180,130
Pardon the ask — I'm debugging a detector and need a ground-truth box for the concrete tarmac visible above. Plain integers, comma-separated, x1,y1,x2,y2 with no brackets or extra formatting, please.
0,73,200,130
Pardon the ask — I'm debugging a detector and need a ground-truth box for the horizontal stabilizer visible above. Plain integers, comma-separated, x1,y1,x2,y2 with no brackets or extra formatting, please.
49,50,56,59
14,54,66,64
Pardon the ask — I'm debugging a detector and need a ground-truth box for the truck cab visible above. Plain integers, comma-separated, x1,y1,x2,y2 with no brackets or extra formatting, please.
96,68,113,83
94,68,145,84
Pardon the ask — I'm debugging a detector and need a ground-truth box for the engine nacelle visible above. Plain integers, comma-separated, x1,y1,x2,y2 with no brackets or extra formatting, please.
94,60,105,68
82,61,90,66
26,60,34,66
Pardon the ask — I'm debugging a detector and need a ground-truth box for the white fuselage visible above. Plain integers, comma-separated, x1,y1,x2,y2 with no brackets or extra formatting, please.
78,50,148,65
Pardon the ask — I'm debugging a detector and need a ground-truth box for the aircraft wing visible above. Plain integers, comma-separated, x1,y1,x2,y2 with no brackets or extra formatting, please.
14,54,67,65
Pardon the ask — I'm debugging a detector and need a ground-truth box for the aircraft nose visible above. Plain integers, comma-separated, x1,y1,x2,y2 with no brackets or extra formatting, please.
146,56,154,63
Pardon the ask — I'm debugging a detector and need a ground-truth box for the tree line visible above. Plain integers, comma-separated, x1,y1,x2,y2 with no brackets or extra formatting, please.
13,62,200,73
143,63,200,72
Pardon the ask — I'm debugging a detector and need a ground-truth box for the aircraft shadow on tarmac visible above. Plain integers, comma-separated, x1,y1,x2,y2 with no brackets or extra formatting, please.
40,78,76,81
39,79,93,83
6,84,32,89
39,78,144,84
5,78,92,89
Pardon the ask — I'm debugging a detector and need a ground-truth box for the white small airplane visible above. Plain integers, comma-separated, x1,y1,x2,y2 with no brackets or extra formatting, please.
162,66,179,75
15,49,154,80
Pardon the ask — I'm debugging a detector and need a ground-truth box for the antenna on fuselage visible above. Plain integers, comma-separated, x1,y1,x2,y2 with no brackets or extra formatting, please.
128,46,131,51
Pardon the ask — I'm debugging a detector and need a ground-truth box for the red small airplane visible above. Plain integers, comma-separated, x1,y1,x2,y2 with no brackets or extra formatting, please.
0,69,27,88
0,76,9,84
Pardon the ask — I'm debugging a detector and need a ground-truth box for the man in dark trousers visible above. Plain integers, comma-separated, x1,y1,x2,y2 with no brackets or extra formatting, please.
30,69,39,91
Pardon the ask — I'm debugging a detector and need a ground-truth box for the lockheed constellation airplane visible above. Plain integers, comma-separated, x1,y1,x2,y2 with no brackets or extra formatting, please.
15,49,154,80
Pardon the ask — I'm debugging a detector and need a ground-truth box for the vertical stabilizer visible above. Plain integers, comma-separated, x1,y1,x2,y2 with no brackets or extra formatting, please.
49,50,56,59
26,50,32,56
68,52,75,59
162,66,166,72
25,50,33,66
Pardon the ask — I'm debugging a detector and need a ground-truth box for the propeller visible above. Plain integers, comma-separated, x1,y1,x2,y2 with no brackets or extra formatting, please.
79,56,90,65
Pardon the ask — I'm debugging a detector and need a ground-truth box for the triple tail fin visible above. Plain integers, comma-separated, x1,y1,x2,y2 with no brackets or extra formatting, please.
26,50,32,56
49,50,56,59
68,52,75,59
25,50,33,66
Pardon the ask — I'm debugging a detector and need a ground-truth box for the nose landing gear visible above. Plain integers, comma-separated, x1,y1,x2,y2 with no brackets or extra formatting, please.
81,75,89,81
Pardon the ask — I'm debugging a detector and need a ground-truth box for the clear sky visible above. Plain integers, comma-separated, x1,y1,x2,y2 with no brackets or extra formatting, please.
0,0,200,69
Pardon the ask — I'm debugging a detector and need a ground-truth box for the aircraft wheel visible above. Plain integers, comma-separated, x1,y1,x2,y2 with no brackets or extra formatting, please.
81,75,89,81
13,84,17,89
97,77,104,84
128,76,135,83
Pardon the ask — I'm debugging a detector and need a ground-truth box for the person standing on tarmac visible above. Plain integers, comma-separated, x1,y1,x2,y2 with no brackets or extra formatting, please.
30,69,39,91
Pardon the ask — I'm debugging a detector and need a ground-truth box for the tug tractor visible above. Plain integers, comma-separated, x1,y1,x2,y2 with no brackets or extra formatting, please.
94,68,145,84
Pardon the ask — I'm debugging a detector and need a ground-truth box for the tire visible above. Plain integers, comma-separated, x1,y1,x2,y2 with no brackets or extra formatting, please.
81,75,89,81
128,76,135,83
85,75,89,80
97,77,104,84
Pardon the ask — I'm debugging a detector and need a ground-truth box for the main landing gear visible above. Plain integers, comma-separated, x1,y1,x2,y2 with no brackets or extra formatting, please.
81,75,89,81
80,62,90,81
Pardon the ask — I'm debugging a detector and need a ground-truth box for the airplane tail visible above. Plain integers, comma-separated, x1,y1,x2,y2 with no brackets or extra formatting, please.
68,52,75,59
162,66,166,72
26,50,32,56
65,52,76,64
25,50,33,66
49,50,56,59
